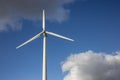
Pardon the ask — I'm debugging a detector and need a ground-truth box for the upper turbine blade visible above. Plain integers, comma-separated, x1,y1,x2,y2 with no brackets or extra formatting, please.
42,9,45,30
46,31,74,41
16,32,43,49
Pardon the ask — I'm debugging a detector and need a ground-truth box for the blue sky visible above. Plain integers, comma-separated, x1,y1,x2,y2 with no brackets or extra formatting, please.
0,0,120,80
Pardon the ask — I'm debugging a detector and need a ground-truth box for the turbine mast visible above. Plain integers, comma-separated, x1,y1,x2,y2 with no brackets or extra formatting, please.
42,34,47,80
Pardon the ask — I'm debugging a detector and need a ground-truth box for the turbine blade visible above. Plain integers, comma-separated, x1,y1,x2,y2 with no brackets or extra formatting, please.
46,31,74,41
16,32,43,49
42,9,45,30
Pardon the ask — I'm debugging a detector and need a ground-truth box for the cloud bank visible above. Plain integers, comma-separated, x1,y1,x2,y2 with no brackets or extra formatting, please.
62,50,120,80
0,0,75,31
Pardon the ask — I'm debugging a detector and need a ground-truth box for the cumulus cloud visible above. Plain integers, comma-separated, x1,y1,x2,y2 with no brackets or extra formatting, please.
0,0,75,31
62,50,120,80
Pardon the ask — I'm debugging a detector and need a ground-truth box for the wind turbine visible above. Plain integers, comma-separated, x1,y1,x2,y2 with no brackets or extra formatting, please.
16,9,74,80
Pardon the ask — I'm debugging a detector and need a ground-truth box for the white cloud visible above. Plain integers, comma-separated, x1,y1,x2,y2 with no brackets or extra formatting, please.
0,0,75,32
62,50,120,80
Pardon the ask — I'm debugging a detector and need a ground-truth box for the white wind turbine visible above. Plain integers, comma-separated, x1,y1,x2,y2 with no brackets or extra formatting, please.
16,9,74,80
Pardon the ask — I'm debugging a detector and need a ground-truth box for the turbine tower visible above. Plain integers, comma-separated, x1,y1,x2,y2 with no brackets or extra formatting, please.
16,9,74,80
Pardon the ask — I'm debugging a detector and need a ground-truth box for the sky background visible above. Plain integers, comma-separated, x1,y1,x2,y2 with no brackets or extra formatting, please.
0,0,120,80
